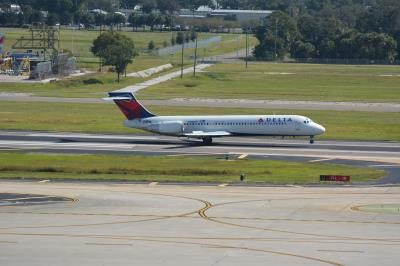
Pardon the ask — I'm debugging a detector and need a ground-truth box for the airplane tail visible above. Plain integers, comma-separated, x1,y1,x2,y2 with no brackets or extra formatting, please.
106,92,155,120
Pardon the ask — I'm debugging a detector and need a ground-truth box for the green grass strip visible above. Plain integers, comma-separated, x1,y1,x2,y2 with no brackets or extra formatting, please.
0,152,386,184
139,63,400,103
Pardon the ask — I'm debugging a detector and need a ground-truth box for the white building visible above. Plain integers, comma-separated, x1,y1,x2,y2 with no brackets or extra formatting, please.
210,9,273,22
179,7,273,22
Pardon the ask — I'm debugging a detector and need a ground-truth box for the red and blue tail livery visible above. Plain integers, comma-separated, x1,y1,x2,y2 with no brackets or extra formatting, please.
107,92,155,120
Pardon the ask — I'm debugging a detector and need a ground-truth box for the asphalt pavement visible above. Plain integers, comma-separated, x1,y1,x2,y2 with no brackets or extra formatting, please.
0,130,398,184
1,182,400,266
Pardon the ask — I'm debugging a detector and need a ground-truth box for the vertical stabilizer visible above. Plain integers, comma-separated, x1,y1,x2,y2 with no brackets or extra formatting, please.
107,92,155,120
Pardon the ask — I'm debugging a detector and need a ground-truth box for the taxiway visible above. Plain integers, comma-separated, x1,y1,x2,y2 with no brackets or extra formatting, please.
0,182,400,266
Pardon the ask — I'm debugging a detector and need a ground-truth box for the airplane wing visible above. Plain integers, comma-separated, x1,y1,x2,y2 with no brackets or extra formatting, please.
184,131,231,138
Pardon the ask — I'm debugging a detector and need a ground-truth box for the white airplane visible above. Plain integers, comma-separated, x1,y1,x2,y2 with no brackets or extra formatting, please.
106,92,325,144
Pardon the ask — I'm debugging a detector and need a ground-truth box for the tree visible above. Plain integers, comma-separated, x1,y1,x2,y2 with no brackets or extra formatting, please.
112,13,126,30
147,12,158,31
137,14,148,31
148,40,155,50
141,0,157,13
94,13,106,27
253,11,299,59
171,34,176,45
176,32,184,44
292,41,316,58
156,0,179,13
91,32,137,82
128,13,139,31
190,29,197,41
355,32,397,61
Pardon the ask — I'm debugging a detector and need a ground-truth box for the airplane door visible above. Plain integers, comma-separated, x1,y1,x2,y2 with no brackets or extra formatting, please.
295,121,301,131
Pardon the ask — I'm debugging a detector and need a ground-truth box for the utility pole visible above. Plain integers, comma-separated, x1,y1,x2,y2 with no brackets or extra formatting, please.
71,26,74,55
274,18,278,60
193,36,198,77
236,34,239,57
245,28,248,68
99,24,102,72
169,13,173,64
180,39,184,79
57,24,60,52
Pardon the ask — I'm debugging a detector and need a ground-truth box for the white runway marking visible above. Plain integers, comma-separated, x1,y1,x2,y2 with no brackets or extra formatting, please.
309,158,333,163
368,164,400,167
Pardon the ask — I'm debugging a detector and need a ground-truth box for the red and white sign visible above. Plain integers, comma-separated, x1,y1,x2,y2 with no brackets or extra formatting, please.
320,175,350,182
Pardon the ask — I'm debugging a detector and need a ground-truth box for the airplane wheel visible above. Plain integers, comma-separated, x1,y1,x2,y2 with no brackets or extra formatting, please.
310,137,314,144
202,137,213,145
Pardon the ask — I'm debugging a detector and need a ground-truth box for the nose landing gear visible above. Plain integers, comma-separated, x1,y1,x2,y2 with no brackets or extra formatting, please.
310,136,314,144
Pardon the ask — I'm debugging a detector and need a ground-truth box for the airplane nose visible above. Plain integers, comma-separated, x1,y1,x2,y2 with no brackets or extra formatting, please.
316,124,325,134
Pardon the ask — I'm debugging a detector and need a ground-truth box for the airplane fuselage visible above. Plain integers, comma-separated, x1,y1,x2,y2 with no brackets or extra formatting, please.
124,115,325,138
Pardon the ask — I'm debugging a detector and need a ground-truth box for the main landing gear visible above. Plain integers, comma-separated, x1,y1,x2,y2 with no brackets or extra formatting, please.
309,136,314,144
202,137,213,145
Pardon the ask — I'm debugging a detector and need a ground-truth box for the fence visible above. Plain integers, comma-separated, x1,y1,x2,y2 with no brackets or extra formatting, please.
292,58,400,65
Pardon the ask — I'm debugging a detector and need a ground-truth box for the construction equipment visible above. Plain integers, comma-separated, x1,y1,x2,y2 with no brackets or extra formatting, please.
0,57,12,75
13,57,31,76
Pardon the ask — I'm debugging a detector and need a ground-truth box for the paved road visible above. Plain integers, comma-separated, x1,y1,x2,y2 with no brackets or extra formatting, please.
114,64,212,93
1,181,400,266
1,93,399,112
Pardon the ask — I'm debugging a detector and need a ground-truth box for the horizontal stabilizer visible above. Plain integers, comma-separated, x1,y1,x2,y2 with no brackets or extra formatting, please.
103,97,131,101
184,131,231,137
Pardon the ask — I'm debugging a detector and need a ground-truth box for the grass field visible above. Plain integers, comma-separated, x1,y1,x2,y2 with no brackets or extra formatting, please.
0,27,253,71
139,63,400,103
0,28,256,98
0,152,385,184
0,101,399,141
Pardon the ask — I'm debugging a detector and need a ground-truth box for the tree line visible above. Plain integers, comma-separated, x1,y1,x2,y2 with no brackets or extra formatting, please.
253,0,400,61
0,0,215,26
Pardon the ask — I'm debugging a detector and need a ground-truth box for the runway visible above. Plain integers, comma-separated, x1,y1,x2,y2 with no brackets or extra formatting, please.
0,130,399,163
0,181,400,266
0,130,399,184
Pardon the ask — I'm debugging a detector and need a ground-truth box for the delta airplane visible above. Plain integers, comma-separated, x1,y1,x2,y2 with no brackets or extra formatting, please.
106,92,325,144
